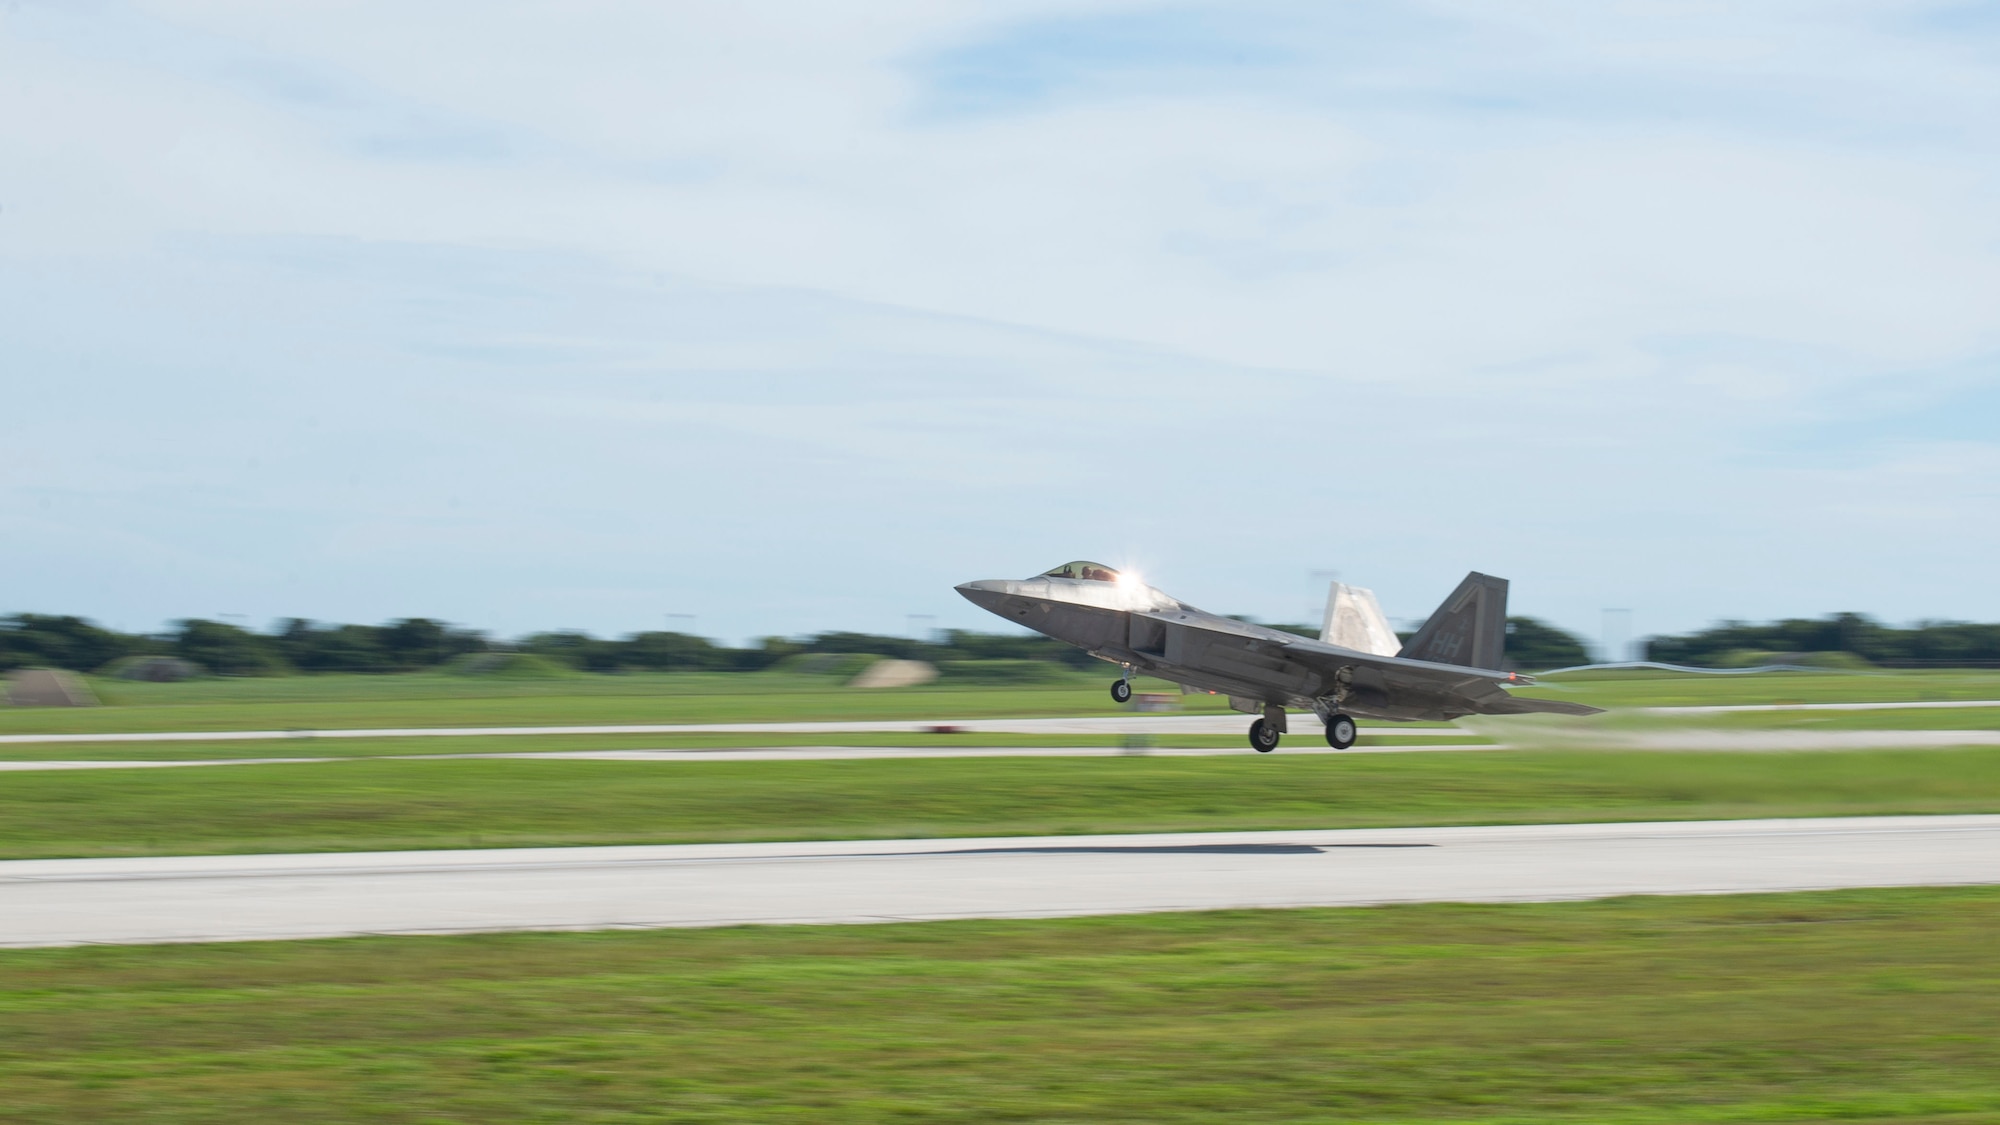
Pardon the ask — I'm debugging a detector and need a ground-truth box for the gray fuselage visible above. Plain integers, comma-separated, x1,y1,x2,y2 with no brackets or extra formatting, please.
955,575,1473,722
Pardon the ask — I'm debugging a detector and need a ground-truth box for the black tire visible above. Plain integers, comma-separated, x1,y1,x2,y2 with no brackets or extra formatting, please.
1324,713,1357,750
1249,718,1280,753
1110,680,1132,703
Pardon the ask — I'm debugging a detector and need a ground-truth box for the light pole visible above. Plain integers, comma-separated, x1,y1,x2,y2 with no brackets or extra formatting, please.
1602,608,1633,664
1308,569,1341,629
657,614,700,673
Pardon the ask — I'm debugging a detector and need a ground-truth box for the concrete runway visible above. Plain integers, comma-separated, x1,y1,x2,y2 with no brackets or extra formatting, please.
0,713,1452,746
5,815,1995,948
1643,699,2000,714
7,728,2000,772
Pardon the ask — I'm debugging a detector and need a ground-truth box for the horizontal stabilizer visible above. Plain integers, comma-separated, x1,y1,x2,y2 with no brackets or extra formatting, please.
1477,695,1605,717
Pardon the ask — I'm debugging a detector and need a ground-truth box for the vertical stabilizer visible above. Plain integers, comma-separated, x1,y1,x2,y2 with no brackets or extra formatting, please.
1398,572,1509,669
1320,583,1400,657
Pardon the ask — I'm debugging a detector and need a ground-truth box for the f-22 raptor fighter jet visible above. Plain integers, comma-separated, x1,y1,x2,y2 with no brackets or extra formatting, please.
957,562,1601,753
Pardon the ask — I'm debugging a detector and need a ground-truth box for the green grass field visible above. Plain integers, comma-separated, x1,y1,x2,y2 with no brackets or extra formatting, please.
0,730,1495,763
0,672,1228,735
4,887,1997,1124
1529,667,2000,707
8,670,1999,1122
3,668,1996,859
7,747,2000,859
4,669,1998,738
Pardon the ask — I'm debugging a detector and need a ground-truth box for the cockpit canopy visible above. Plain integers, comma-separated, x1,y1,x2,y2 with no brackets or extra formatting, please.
1038,561,1121,582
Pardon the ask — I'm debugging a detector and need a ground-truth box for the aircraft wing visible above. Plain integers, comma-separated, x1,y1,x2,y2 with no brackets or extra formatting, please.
1270,633,1607,717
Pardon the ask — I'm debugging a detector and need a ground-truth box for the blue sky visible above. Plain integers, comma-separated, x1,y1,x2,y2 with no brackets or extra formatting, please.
3,1,1998,651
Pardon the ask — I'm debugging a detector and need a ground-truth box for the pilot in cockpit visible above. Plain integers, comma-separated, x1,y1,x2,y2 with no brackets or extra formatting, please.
1044,561,1120,583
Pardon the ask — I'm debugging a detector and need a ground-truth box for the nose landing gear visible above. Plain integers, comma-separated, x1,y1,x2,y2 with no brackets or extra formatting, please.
1110,677,1132,704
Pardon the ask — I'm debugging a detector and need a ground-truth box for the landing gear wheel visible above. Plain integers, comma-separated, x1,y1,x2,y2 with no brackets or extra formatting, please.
1249,718,1281,753
1110,680,1132,704
1324,713,1358,750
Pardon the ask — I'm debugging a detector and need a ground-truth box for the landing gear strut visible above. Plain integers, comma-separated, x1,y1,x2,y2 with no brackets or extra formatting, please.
1316,668,1359,750
1323,713,1357,750
1248,718,1281,753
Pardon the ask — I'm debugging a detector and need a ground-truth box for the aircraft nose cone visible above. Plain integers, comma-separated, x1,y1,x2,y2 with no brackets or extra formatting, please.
955,579,1012,613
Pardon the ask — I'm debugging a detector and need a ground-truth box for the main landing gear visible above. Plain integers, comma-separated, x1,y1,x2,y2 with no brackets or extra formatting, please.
1323,713,1358,750
1110,678,1132,704
1251,714,1357,752
1248,718,1281,753
1314,667,1360,751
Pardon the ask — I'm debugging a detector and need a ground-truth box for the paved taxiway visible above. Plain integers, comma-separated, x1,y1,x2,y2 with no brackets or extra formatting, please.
5,815,1995,948
11,725,2000,771
0,742,1489,771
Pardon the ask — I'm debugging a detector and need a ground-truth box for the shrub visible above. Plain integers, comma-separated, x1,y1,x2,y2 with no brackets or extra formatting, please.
774,653,881,677
936,659,1073,685
444,652,580,678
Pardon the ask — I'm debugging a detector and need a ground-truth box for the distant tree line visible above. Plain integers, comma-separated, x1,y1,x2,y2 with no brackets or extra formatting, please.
1,609,1609,677
0,614,1108,677
0,614,494,677
1645,613,2000,668
512,627,1106,675
0,615,138,675
1502,618,1591,670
